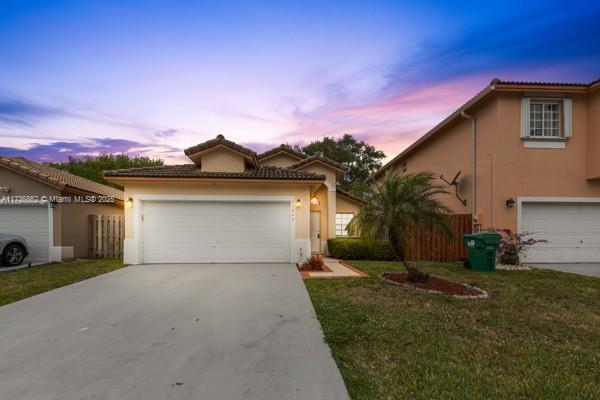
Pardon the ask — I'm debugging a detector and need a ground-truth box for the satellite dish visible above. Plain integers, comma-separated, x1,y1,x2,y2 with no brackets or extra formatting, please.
439,171,466,206
450,171,462,186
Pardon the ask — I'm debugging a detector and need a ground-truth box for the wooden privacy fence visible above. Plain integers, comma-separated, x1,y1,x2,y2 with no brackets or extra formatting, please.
89,215,125,259
406,214,472,262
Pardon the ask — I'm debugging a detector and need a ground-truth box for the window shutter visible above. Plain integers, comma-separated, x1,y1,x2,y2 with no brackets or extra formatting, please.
563,98,572,138
520,97,530,138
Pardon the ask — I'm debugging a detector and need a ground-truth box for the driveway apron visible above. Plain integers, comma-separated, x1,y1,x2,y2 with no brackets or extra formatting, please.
0,263,350,400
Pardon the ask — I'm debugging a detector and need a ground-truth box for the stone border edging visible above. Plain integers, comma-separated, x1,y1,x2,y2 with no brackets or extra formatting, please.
379,272,489,300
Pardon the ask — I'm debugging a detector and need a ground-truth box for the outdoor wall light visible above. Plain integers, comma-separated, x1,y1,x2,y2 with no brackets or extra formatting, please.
125,197,133,208
295,198,302,208
505,198,515,208
49,200,58,209
310,196,320,205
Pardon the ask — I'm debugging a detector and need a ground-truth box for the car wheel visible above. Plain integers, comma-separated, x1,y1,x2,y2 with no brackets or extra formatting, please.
2,244,25,267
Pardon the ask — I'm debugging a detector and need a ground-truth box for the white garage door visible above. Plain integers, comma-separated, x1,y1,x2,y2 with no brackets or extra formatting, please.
521,202,600,263
0,205,50,262
141,201,291,263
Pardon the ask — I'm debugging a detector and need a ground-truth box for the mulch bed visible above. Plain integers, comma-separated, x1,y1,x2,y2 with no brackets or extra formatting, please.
380,272,488,299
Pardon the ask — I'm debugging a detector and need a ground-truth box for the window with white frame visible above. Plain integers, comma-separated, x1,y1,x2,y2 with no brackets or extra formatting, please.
401,161,408,174
336,213,353,237
529,100,561,137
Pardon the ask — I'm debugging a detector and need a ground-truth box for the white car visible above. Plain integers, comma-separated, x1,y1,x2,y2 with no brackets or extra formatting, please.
0,234,29,267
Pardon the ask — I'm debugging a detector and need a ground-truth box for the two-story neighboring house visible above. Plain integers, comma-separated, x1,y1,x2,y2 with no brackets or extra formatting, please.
374,78,600,263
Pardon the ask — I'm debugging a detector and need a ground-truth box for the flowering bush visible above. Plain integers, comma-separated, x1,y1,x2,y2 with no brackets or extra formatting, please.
497,229,548,265
299,254,325,271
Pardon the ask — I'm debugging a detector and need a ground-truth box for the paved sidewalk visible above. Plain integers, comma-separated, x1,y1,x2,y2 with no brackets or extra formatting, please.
301,257,368,279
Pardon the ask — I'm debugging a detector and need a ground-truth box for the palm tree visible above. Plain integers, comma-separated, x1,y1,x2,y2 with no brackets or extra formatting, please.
347,171,453,283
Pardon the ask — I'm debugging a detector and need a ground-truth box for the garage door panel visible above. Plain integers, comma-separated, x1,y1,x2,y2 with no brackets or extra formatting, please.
142,201,291,263
0,205,49,262
522,202,600,263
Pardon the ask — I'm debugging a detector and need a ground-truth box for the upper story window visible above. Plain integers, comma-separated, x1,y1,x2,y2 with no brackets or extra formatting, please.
336,213,354,237
401,161,408,174
529,101,561,137
521,97,572,141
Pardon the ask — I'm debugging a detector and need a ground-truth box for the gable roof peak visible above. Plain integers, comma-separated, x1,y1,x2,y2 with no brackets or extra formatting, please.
184,134,259,167
257,144,307,161
290,155,349,173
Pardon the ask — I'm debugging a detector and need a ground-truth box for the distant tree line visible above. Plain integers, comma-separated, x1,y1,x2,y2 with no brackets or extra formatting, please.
48,154,163,190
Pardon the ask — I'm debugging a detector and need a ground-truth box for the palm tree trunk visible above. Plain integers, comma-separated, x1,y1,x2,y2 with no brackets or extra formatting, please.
401,257,430,283
389,230,430,283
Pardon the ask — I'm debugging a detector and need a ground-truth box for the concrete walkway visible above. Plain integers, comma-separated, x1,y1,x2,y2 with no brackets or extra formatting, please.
0,263,350,400
301,257,367,279
530,263,600,277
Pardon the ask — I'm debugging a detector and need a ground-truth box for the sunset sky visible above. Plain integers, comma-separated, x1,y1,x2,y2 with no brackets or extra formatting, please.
1,0,599,163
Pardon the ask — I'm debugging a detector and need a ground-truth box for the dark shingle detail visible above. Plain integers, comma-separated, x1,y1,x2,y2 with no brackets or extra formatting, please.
0,156,124,201
257,144,306,161
494,79,599,87
184,134,259,166
289,155,349,172
336,188,366,205
104,164,325,181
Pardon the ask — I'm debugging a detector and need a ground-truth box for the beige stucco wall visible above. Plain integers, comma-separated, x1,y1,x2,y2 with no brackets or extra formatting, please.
381,90,600,231
587,89,600,179
260,153,301,168
200,147,246,172
336,195,361,214
121,181,312,240
59,196,123,258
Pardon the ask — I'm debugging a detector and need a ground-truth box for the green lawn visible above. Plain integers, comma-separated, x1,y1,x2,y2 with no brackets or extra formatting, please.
0,259,126,306
305,261,600,400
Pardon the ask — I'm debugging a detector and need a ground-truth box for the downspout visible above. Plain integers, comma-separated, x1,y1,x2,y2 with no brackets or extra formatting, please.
461,110,477,231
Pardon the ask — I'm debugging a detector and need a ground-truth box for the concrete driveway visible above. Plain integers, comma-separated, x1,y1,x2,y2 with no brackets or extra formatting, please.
0,264,350,400
531,263,600,277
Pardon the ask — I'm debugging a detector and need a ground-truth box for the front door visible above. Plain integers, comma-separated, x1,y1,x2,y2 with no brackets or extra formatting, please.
310,211,321,254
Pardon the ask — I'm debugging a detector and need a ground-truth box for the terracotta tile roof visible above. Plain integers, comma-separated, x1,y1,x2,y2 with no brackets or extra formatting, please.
494,79,599,87
0,156,124,201
105,164,326,181
184,134,258,166
289,155,349,172
257,144,306,161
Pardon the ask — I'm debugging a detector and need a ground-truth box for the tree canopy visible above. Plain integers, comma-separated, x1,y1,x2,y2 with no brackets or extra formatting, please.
295,134,386,197
48,154,163,189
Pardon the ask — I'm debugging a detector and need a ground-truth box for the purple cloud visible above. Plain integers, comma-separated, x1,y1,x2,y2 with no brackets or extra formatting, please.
154,128,177,138
0,138,183,163
0,99,66,126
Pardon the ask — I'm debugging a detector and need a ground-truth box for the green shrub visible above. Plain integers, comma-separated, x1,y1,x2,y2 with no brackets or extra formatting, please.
327,238,397,260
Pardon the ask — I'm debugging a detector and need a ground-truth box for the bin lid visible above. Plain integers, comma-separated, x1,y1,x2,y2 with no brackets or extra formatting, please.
478,231,501,245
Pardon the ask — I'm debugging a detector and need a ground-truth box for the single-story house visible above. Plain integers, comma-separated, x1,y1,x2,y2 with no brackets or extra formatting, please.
104,135,364,264
0,157,124,262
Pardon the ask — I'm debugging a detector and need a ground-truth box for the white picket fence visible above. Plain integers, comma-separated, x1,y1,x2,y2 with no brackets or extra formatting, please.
89,215,125,259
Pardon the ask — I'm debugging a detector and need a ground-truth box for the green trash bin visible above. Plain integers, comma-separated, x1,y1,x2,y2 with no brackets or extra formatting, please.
463,232,502,271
